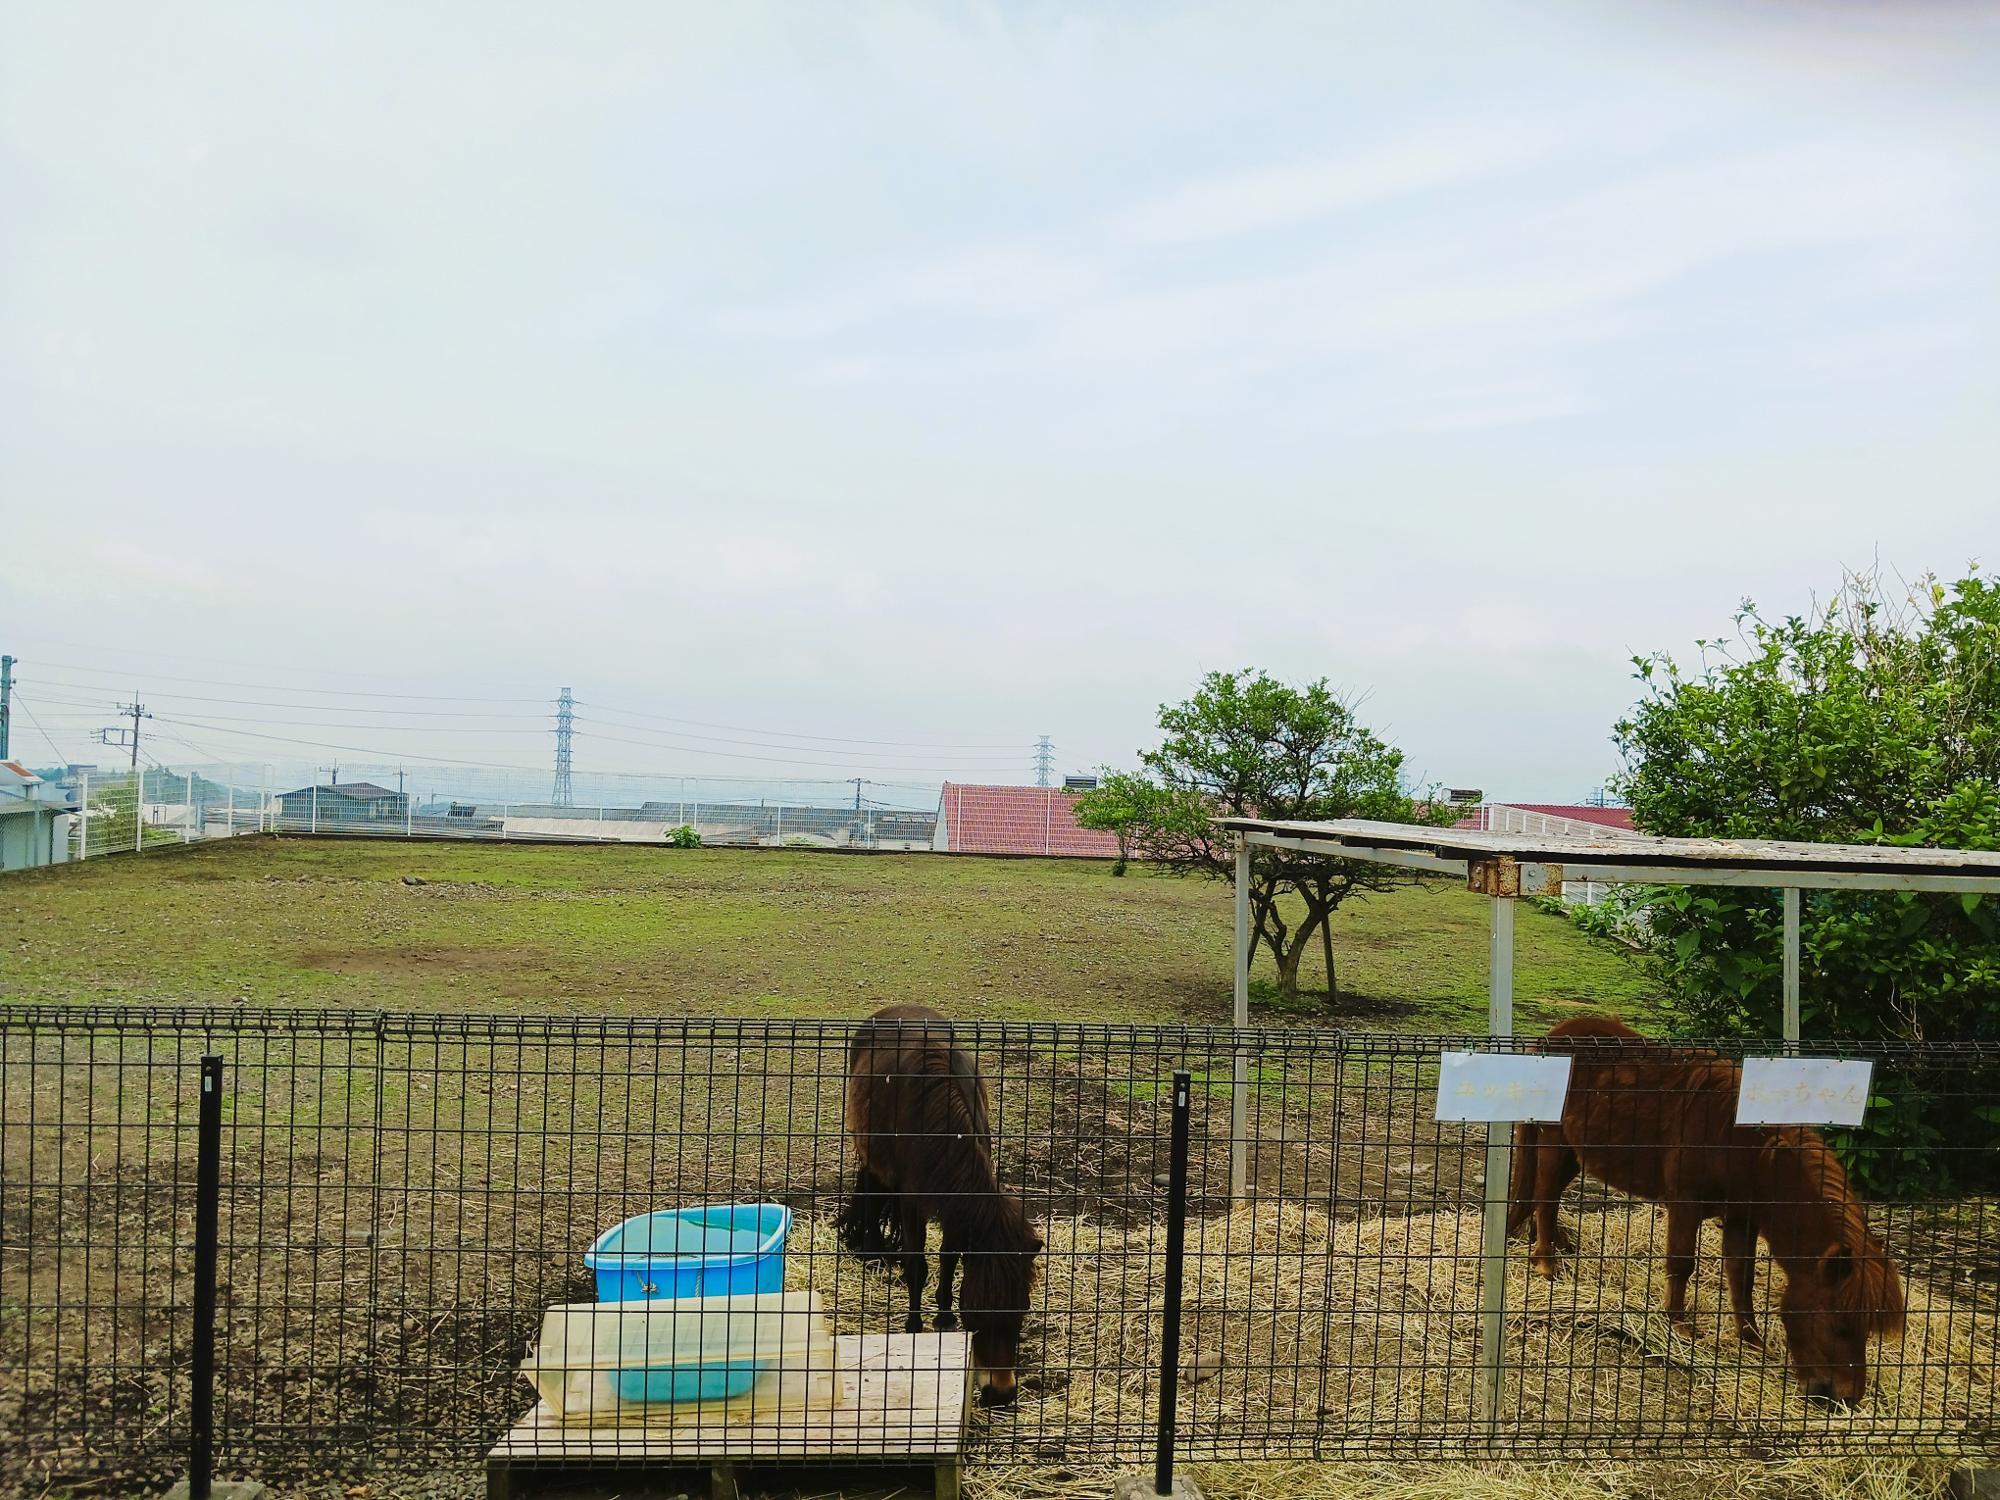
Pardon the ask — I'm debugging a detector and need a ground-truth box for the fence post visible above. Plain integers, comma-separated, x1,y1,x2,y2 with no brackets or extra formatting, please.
1153,1070,1193,1496
134,770,144,852
1230,838,1250,1204
1781,887,1802,1052
226,785,234,839
310,784,318,836
186,772,196,842
189,1053,224,1500
1474,896,1516,1433
78,770,89,859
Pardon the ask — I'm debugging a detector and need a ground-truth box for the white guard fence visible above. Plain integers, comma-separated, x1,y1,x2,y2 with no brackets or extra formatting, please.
55,764,943,860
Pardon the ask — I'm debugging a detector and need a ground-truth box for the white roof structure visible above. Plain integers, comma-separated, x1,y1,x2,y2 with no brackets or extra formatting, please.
1218,816,2000,894
1212,813,2000,1423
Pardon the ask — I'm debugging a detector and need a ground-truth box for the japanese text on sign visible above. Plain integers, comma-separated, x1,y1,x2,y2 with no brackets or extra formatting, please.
1735,1057,1874,1126
1433,1052,1573,1123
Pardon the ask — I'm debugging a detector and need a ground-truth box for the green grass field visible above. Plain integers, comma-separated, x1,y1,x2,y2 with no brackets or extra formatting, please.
0,835,1661,1031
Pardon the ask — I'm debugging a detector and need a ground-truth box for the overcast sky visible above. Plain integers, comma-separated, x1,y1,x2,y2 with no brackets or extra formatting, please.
3,2,1996,799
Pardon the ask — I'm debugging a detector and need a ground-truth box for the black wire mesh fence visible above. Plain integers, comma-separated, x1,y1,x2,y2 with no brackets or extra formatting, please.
2,1007,1996,1496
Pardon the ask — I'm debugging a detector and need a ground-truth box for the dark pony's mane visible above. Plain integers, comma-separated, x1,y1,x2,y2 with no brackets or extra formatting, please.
1762,1127,1907,1338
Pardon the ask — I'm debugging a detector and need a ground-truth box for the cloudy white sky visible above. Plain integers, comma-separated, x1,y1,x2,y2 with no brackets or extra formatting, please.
3,1,1996,799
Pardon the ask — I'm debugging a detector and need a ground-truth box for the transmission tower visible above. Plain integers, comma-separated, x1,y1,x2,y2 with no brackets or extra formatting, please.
552,687,575,807
1033,735,1054,787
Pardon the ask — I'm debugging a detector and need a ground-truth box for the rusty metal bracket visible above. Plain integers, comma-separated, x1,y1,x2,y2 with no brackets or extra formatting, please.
1467,856,1519,897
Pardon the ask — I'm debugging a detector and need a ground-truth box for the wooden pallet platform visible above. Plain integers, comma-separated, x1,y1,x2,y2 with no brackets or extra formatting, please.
487,1331,971,1500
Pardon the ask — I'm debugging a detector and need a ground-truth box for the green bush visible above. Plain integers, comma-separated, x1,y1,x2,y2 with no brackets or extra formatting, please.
667,825,701,849
1614,568,2000,1193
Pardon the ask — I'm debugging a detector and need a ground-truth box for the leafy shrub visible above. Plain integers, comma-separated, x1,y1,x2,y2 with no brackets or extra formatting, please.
667,825,701,849
1614,568,2000,1193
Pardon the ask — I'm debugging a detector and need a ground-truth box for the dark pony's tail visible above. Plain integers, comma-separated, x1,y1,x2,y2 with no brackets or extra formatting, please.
836,1164,902,1259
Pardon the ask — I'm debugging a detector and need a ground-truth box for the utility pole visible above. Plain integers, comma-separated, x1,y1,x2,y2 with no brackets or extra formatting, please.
114,697,151,772
0,655,13,760
852,777,864,811
1033,735,1054,788
552,687,575,807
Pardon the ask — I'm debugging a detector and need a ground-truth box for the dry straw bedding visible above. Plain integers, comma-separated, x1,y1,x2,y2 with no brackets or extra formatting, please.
788,1201,1993,1499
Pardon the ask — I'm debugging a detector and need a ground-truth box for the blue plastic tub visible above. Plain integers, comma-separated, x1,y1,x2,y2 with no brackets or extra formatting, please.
582,1203,792,1403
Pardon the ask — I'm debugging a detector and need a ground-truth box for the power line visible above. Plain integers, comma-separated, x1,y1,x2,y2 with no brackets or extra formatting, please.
577,729,1024,775
25,688,556,724
578,699,1020,750
31,660,548,702
578,709,1024,764
7,693,72,764
150,715,560,771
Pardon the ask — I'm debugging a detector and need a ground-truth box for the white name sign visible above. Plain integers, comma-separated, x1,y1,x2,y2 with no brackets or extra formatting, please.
1736,1057,1874,1126
1434,1053,1573,1123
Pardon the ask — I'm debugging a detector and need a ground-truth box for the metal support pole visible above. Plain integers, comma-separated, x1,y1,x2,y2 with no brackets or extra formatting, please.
185,772,195,843
1475,895,1515,1432
226,785,234,839
134,769,143,852
1230,838,1251,1204
1781,887,1801,1051
190,1053,224,1500
1154,1070,1193,1497
310,784,318,835
78,771,89,860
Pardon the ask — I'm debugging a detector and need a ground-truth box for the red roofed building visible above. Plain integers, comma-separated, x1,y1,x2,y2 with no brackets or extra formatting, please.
1454,803,1638,836
933,783,1122,858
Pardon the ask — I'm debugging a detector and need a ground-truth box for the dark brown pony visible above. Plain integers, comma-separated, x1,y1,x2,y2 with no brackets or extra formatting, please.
838,1004,1043,1405
1507,1014,1904,1402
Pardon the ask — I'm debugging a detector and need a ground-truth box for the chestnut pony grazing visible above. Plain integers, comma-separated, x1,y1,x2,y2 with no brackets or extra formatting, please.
1507,1015,1905,1403
838,1004,1043,1405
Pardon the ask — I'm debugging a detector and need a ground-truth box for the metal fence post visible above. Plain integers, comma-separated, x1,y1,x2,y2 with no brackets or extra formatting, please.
1781,887,1802,1052
1475,896,1516,1432
1230,839,1250,1204
190,1053,224,1500
78,770,89,859
1153,1070,1193,1496
134,770,144,852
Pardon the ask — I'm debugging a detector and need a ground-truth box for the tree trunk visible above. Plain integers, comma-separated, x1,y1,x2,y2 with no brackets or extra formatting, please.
1320,908,1338,1004
1275,934,1306,999
1277,905,1330,1002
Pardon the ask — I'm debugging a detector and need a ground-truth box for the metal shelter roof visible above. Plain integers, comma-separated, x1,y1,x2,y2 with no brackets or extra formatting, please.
1217,816,2000,895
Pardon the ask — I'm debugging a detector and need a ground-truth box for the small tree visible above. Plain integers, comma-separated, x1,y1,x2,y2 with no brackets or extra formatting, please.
1081,669,1446,1004
1072,770,1160,874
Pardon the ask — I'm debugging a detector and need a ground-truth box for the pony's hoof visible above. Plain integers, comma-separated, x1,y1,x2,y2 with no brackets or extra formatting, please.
1738,1327,1766,1351
1531,1258,1561,1280
934,1311,959,1332
978,1384,1018,1409
903,1313,925,1335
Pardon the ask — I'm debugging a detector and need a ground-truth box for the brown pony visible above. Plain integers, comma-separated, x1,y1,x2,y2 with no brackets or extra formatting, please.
1507,1014,1905,1403
838,1004,1043,1405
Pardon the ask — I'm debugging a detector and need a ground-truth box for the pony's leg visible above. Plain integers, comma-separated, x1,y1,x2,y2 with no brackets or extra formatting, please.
1506,1124,1539,1239
935,1225,960,1332
1529,1144,1581,1276
1663,1205,1701,1332
1721,1217,1764,1349
897,1203,930,1335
